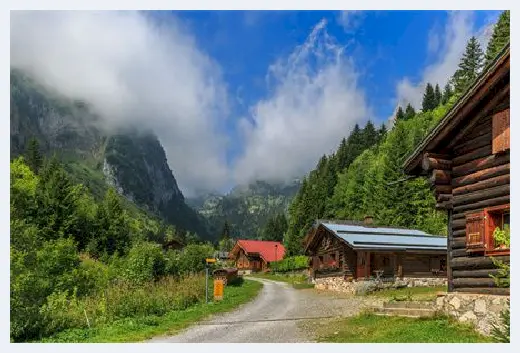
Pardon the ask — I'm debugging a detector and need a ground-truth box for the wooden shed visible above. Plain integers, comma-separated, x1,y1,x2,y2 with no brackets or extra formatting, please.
403,44,510,295
304,218,447,281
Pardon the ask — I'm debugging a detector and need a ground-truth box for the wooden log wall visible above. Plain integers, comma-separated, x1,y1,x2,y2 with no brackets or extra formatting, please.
447,109,510,295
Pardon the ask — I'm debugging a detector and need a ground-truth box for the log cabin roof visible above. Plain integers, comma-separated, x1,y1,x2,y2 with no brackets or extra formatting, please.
229,239,285,262
403,43,510,175
306,221,447,252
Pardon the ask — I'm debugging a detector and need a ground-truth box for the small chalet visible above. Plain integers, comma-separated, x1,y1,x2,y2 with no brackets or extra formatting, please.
403,44,510,295
304,218,447,281
229,239,285,273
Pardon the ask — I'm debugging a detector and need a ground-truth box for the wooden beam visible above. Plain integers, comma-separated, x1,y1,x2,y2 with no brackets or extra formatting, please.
447,208,453,292
454,132,491,156
447,81,510,149
453,145,491,166
451,255,509,270
451,237,466,249
454,287,510,295
430,169,451,185
453,269,501,278
453,184,510,207
453,174,510,196
453,163,510,187
452,229,466,239
422,153,452,172
437,194,453,203
436,200,453,210
452,153,509,178
453,278,497,288
453,195,509,213
450,248,467,258
433,185,453,196
452,219,466,230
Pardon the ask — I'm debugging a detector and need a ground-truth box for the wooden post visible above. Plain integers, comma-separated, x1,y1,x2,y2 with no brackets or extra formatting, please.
447,208,454,292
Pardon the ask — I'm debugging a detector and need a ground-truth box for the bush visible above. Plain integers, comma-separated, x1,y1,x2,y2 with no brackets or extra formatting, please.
270,256,308,272
10,237,82,341
176,244,215,275
119,242,166,284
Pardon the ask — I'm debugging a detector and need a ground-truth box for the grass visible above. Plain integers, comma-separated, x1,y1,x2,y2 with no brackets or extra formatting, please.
367,285,447,302
40,278,263,343
312,313,493,343
249,272,314,289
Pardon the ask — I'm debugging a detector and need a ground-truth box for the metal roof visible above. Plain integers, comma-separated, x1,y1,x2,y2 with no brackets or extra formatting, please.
319,222,446,251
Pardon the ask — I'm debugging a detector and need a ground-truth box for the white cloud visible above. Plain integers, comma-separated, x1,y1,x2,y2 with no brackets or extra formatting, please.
232,19,369,185
10,11,230,196
337,11,366,33
394,11,495,114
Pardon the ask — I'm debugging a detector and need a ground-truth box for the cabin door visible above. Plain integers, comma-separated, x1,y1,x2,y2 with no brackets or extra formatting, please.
356,251,370,279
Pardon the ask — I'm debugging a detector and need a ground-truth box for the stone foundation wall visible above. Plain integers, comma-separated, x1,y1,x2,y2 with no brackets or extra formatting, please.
312,276,447,295
435,293,510,335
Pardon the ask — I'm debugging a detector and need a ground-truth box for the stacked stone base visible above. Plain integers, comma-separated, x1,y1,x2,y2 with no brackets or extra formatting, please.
313,276,447,295
435,292,509,335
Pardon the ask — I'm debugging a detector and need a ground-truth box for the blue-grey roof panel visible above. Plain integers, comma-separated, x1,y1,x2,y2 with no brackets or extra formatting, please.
319,223,446,250
321,222,429,236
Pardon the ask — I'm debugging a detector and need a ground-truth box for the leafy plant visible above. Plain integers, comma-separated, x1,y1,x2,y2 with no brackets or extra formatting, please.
489,221,510,343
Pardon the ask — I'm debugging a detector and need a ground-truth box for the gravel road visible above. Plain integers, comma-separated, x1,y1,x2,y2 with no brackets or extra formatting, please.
149,278,363,343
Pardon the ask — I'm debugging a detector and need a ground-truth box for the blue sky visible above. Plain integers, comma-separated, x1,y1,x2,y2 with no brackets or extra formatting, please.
11,10,501,195
175,10,499,174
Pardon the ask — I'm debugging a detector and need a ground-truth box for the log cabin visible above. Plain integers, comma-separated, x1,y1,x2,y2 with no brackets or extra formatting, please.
304,218,447,283
403,44,510,295
229,239,285,274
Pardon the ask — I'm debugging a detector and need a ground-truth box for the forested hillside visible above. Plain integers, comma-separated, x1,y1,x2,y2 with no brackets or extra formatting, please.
188,179,300,239
284,10,510,255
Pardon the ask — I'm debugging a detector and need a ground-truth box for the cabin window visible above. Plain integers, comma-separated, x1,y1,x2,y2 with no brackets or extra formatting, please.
492,109,510,154
485,205,510,255
318,256,324,268
465,205,510,255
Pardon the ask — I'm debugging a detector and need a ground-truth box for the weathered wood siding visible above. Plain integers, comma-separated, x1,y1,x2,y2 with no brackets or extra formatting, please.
448,105,510,294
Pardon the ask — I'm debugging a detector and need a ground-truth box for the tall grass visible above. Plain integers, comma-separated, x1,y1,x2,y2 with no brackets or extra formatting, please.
38,275,206,338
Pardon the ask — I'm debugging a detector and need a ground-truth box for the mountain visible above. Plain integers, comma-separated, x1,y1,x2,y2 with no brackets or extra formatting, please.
10,69,211,240
187,179,301,239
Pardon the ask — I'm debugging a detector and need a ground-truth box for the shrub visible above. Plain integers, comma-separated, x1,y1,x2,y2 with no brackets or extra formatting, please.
10,237,82,341
120,241,166,284
176,244,215,275
270,256,308,272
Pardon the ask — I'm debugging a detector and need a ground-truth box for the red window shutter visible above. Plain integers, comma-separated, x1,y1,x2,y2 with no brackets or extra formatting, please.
466,211,486,252
492,109,510,154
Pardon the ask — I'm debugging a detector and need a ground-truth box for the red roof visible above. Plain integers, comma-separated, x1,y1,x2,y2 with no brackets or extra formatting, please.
232,240,285,262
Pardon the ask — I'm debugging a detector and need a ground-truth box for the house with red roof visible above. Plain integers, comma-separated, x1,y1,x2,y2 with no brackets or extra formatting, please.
229,239,286,273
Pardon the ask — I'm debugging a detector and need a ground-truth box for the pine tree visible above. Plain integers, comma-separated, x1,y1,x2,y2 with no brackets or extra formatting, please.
220,220,231,240
25,137,43,174
404,104,416,120
395,106,405,122
434,84,442,107
363,120,378,149
422,83,437,112
452,36,484,95
485,11,510,66
377,124,387,144
441,83,453,105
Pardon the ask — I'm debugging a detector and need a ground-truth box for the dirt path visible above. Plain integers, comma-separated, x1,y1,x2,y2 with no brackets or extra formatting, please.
149,278,363,343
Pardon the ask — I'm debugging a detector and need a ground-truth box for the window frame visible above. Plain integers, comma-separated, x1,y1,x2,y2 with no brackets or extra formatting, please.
484,204,510,256
465,204,510,256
